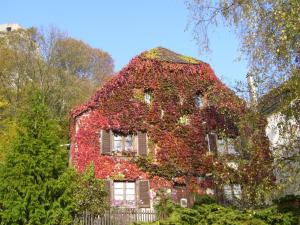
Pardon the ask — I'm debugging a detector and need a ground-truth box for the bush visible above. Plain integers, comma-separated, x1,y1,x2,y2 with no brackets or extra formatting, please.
273,195,300,215
193,194,216,207
133,203,299,225
153,189,179,219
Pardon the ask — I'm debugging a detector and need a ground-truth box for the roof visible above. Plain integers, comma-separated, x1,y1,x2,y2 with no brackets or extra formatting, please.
70,47,221,119
258,75,299,115
140,47,201,65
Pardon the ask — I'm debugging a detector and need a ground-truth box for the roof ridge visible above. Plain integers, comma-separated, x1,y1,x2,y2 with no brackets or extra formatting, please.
139,47,201,65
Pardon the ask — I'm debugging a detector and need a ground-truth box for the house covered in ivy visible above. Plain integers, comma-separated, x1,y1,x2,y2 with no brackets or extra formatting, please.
70,47,246,208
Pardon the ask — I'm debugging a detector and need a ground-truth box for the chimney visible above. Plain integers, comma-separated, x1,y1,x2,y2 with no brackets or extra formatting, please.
247,72,258,110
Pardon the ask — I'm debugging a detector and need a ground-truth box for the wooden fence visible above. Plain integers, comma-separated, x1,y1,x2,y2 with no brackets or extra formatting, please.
74,208,158,225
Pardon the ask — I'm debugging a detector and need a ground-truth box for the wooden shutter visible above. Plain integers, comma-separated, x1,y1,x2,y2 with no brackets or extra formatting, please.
101,130,111,155
138,180,150,208
105,180,112,206
137,131,147,156
208,133,218,154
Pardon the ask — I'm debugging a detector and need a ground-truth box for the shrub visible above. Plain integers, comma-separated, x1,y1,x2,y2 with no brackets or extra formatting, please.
193,194,216,207
153,189,178,219
133,203,299,225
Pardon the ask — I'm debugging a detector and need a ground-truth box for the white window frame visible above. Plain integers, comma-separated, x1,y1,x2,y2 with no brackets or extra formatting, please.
179,115,190,125
113,182,136,208
217,138,237,155
224,184,241,200
195,94,204,108
144,91,152,104
113,134,136,152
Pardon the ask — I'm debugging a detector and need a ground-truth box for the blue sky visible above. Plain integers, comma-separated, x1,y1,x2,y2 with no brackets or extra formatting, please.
1,0,248,88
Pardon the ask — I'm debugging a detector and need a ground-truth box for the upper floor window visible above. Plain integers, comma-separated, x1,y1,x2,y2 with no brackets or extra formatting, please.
113,134,134,152
125,135,133,151
101,130,148,157
195,93,204,108
179,115,190,125
217,138,237,155
144,90,152,104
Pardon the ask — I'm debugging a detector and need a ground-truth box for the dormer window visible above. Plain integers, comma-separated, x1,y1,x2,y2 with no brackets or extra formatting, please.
179,115,190,125
195,93,204,108
6,27,12,32
144,90,152,104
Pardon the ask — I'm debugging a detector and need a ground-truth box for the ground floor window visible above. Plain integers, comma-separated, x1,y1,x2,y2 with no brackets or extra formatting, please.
113,182,136,207
224,184,242,200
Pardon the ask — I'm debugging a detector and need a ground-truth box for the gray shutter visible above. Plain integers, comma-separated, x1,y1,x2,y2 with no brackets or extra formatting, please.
208,133,218,154
138,180,150,208
137,131,147,156
105,180,112,206
101,130,111,155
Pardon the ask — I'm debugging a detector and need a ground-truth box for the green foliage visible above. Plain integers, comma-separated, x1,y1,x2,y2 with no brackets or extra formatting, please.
0,26,114,141
249,206,298,225
188,0,300,92
73,163,109,215
273,195,300,215
193,194,216,207
153,189,178,219
134,203,299,225
0,91,75,224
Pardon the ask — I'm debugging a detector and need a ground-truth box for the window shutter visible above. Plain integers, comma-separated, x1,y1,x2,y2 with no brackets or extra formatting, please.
101,130,111,154
138,180,150,208
137,131,147,156
105,180,112,205
208,133,218,154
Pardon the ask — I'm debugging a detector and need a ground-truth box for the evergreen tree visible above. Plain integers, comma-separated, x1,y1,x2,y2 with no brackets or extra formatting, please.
0,91,75,224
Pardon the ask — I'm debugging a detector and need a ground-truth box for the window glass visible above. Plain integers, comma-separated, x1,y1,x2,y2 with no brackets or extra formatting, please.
195,94,203,108
125,135,133,151
227,139,236,154
217,139,226,154
126,182,135,189
114,135,122,151
233,184,242,199
144,91,152,104
114,182,124,189
113,182,136,207
179,115,189,125
224,185,233,200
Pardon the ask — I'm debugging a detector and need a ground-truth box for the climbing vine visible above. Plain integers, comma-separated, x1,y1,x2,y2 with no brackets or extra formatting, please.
70,48,273,203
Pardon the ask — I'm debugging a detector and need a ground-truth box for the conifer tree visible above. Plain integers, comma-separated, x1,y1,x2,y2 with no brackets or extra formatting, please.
0,91,75,224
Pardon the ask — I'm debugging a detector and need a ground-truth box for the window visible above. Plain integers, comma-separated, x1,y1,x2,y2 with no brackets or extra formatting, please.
125,135,133,151
113,134,135,152
6,27,12,32
113,134,122,152
224,184,241,200
227,139,236,154
179,115,190,125
180,198,188,207
217,139,226,154
160,110,165,118
195,94,204,108
144,90,152,104
113,182,136,207
217,138,237,155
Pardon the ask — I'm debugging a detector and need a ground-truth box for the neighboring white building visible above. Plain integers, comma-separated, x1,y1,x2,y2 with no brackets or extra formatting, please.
259,81,300,197
0,23,23,32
